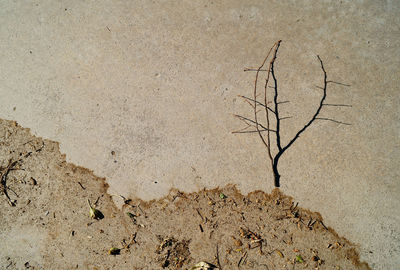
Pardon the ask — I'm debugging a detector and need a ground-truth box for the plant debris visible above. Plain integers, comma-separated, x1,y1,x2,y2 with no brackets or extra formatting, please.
88,199,104,220
156,236,191,269
108,247,121,255
190,261,218,270
296,255,304,263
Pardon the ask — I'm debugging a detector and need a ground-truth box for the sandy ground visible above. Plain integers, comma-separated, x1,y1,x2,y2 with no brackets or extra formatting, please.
0,119,370,269
0,1,399,269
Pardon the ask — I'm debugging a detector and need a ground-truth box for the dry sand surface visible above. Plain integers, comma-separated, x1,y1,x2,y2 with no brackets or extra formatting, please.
0,119,371,269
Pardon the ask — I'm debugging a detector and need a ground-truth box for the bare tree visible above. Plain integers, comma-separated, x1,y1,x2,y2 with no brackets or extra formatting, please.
233,40,351,187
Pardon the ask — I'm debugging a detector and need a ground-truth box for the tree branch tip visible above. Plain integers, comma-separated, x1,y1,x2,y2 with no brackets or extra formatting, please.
244,68,268,72
323,103,352,107
326,80,351,87
316,117,351,125
277,101,290,104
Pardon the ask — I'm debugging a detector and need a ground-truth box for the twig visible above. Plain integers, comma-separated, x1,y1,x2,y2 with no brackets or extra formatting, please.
244,68,268,72
323,103,352,107
5,186,18,197
232,129,276,134
238,251,248,268
326,80,351,87
1,159,20,206
239,95,275,114
233,115,274,132
94,196,101,206
308,219,317,229
77,182,86,190
216,244,223,270
277,101,290,104
316,118,351,125
137,203,146,217
122,232,137,249
254,41,282,162
35,141,45,152
196,208,204,222
290,202,298,211
319,220,328,230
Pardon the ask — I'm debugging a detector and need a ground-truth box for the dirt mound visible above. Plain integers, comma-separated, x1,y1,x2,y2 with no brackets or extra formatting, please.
0,119,369,269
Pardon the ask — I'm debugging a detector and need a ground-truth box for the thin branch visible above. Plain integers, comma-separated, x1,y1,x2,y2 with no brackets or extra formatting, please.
234,115,270,131
264,77,274,166
279,116,292,120
239,95,275,114
243,99,255,109
271,43,282,152
277,101,290,104
234,115,252,127
316,118,351,125
326,80,351,87
216,244,223,270
244,68,268,72
5,186,18,197
323,103,352,107
231,125,261,134
253,41,282,154
1,159,20,206
232,125,252,133
263,41,281,167
232,129,276,134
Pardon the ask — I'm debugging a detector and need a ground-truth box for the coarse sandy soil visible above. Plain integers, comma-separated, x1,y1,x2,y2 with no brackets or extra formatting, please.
0,118,370,269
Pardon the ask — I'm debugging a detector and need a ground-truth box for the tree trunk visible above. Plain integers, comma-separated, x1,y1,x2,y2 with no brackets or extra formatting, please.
272,161,280,187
